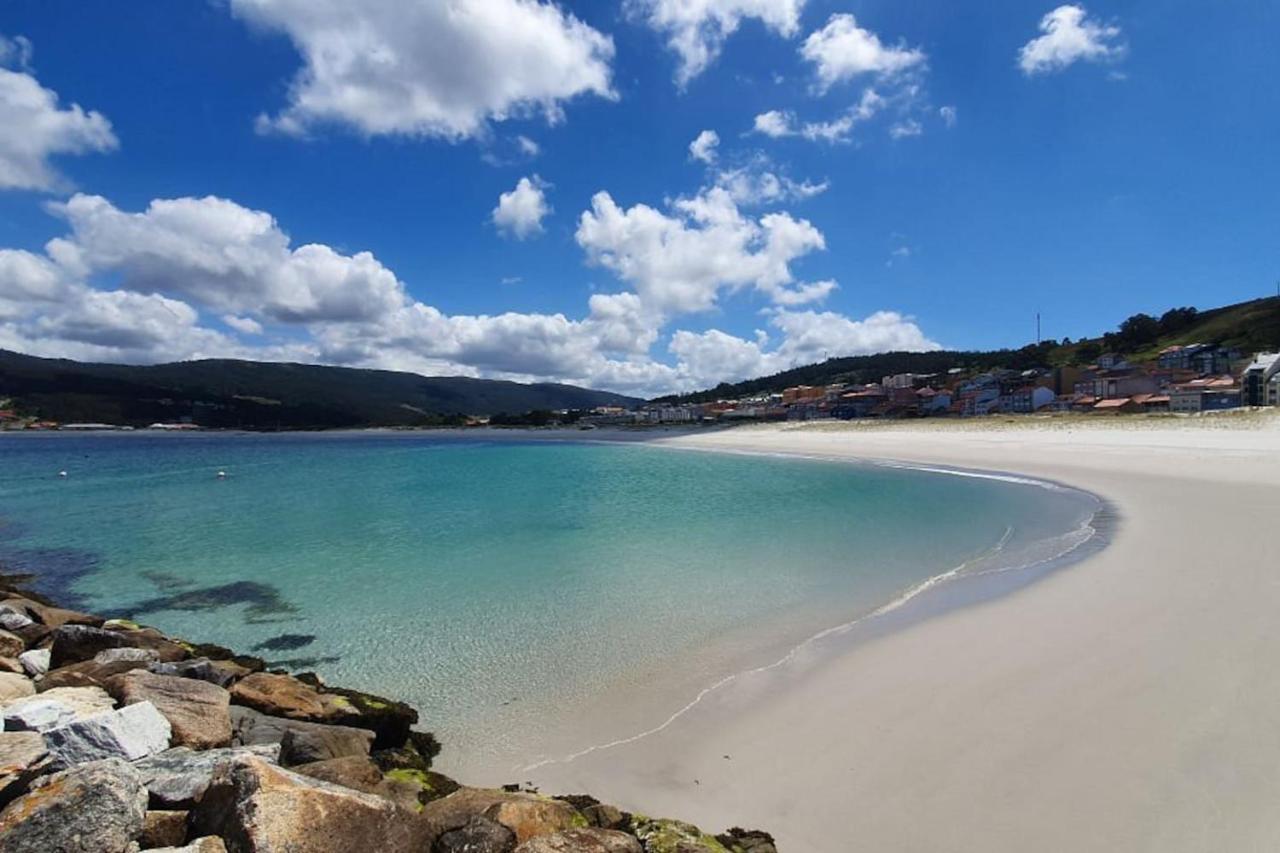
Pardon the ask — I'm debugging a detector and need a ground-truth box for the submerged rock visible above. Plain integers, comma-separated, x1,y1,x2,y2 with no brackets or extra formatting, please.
0,757,147,853
191,754,435,852
434,815,517,853
44,700,171,768
515,828,643,853
134,744,281,808
106,670,232,750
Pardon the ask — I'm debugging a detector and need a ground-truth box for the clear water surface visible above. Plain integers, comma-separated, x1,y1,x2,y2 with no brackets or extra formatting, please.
0,431,1100,774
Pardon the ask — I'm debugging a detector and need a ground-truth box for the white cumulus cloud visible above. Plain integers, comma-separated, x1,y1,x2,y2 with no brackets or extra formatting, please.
689,129,720,164
231,0,616,140
47,193,407,323
493,175,552,240
576,186,830,316
1,187,938,397
628,0,806,86
1019,5,1125,76
800,13,926,93
0,35,118,191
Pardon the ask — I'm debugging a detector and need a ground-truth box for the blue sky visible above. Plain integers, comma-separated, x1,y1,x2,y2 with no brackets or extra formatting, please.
0,1,1276,395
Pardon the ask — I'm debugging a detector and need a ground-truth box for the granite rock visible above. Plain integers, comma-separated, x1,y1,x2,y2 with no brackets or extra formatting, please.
106,670,232,750
434,815,517,853
149,838,228,853
44,701,171,768
0,607,33,632
425,788,584,845
141,809,190,848
150,658,251,689
0,672,35,703
514,829,644,853
0,757,147,853
0,731,49,806
37,656,153,690
0,630,23,659
191,754,435,852
17,648,49,678
230,705,374,765
134,744,281,809
95,647,162,666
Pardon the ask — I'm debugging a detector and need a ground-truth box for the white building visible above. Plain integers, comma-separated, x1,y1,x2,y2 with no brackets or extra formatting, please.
1241,352,1280,407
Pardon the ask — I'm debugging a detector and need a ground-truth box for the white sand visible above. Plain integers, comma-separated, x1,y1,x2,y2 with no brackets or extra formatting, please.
527,414,1280,852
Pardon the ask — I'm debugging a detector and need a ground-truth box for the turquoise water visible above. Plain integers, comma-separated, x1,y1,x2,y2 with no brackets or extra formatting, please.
0,432,1099,774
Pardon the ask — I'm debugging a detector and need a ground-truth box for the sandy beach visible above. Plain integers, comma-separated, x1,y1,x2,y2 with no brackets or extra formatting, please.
526,413,1280,852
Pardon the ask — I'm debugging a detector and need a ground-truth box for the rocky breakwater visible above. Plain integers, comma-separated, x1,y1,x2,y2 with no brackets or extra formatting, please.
0,579,777,853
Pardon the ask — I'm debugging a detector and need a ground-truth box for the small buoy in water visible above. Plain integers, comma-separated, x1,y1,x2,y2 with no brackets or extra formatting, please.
216,470,227,480
58,470,68,479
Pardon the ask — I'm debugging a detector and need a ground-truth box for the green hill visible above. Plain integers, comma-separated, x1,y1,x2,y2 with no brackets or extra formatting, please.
657,297,1280,404
0,351,639,429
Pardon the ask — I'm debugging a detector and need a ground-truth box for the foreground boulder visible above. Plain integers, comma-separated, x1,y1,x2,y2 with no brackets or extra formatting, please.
230,705,374,765
44,700,171,768
191,754,436,852
107,669,233,749
425,788,585,846
0,757,147,853
134,744,281,808
515,829,643,853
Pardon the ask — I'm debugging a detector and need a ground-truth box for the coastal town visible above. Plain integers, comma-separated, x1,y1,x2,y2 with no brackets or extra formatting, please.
3,345,1278,432
585,345,1280,427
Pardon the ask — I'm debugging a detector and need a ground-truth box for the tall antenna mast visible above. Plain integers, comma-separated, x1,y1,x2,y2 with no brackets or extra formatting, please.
1036,312,1041,345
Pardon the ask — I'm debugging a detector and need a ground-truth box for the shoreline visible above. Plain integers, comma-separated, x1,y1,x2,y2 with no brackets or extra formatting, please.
498,444,1111,775
521,417,1280,852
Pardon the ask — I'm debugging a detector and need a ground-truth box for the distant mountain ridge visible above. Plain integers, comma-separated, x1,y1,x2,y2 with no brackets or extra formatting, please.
655,297,1280,404
0,351,639,429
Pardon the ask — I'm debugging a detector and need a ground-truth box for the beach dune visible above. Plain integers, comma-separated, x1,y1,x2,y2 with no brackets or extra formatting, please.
528,417,1280,852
